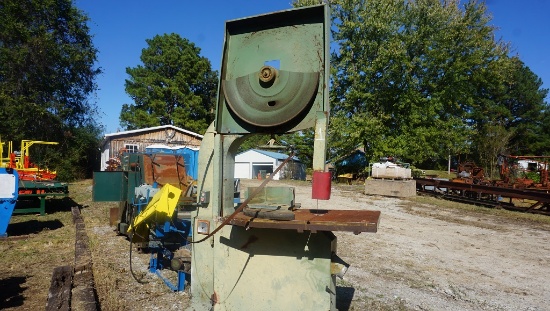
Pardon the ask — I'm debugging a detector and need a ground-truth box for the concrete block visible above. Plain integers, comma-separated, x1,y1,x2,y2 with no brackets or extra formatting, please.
364,179,416,198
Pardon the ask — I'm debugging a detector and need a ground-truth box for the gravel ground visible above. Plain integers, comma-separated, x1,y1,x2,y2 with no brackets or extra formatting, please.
80,179,550,310
288,181,550,311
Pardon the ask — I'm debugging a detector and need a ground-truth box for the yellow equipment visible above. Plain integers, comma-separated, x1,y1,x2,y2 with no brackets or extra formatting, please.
0,140,13,168
128,184,182,232
0,139,58,180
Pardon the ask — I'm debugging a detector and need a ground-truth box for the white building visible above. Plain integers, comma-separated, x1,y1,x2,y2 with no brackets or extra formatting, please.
234,149,306,180
517,159,547,171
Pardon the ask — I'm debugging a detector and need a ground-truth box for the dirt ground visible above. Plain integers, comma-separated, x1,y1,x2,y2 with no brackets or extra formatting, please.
2,178,550,310
294,182,550,311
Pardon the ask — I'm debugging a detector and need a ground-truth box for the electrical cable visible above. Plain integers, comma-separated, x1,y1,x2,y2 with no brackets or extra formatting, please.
128,207,149,284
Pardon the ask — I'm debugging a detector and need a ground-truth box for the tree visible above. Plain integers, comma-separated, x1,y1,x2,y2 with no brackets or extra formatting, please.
0,0,102,179
535,108,550,156
328,0,509,166
474,123,514,178
297,0,549,170
494,58,548,155
281,131,315,169
467,55,549,167
121,33,217,134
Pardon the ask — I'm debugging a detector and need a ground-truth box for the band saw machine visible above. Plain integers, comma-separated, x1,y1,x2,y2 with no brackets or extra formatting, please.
189,4,380,310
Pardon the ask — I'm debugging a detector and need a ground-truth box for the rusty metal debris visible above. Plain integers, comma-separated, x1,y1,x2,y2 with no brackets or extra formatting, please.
416,156,550,215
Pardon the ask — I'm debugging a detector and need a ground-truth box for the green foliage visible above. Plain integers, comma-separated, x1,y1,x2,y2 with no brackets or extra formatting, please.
292,0,323,7
468,56,549,177
474,124,514,178
330,0,507,165
524,171,540,184
492,58,548,155
121,33,218,134
535,109,550,155
280,130,315,168
0,0,102,180
328,0,548,169
411,169,423,178
55,125,102,180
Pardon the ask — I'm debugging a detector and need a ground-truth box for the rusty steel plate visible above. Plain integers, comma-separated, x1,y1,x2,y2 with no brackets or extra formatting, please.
142,154,187,187
226,209,380,234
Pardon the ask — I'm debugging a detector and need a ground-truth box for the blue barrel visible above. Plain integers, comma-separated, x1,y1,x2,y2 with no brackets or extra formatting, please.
174,148,199,180
0,168,19,237
145,144,176,154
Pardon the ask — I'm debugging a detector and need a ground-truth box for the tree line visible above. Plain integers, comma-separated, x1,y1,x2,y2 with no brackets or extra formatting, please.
1,0,547,180
324,0,549,175
0,0,102,180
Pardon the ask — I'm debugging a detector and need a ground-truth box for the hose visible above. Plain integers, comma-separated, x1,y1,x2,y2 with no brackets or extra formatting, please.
128,206,149,284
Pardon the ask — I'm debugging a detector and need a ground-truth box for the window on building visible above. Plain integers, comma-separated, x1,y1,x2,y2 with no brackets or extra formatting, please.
125,144,139,153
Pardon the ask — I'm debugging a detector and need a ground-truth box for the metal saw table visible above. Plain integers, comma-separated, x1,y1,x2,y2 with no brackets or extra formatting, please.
227,209,380,233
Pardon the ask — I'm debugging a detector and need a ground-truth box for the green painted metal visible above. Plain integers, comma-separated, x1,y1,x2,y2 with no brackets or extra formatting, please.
18,180,68,190
92,171,126,202
215,5,329,135
14,180,69,216
127,170,140,203
245,186,295,209
190,4,338,310
14,193,67,216
223,70,320,127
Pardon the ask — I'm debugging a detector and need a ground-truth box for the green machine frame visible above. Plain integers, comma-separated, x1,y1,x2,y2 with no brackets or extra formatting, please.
189,5,380,310
14,180,68,216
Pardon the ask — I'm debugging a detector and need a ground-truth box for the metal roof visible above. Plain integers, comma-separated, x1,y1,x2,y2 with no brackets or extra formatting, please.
244,149,301,162
103,125,203,139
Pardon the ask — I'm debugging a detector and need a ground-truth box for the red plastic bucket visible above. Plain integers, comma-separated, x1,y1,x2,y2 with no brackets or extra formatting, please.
312,171,331,200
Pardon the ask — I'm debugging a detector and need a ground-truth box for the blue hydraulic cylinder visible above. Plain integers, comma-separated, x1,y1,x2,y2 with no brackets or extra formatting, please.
0,168,19,237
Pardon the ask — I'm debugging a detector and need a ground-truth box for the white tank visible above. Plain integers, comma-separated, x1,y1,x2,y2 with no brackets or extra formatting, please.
371,161,412,179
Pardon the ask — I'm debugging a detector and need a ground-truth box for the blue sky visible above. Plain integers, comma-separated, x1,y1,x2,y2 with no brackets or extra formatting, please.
75,0,550,135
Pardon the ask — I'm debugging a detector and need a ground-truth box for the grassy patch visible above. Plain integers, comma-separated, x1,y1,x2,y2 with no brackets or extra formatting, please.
421,170,455,179
0,195,76,310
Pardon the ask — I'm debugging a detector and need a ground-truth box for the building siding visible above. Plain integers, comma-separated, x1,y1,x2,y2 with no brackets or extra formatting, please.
100,125,202,171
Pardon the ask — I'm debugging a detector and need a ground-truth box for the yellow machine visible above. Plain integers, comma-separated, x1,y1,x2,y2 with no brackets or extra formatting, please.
0,140,12,168
0,139,58,180
128,184,183,235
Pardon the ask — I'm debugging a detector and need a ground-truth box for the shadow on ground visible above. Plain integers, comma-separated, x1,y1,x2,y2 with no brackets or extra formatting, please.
0,276,27,309
6,219,64,236
15,197,81,214
336,286,355,311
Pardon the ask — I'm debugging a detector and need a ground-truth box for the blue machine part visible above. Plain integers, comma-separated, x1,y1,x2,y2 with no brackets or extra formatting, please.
0,168,19,237
134,184,160,203
148,219,192,291
132,184,160,216
175,148,198,180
